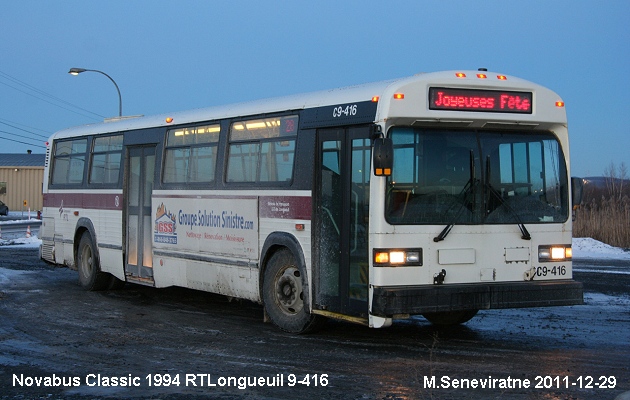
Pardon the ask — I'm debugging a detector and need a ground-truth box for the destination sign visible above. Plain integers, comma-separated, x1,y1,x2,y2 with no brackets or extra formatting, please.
300,100,378,129
429,87,533,114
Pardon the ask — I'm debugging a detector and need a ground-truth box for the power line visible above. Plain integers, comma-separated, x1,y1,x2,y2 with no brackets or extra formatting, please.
0,117,51,136
0,119,50,140
0,69,106,118
0,69,106,120
0,131,46,148
0,79,104,121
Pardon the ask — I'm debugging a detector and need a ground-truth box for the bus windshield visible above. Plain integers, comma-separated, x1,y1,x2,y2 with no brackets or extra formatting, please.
385,127,569,225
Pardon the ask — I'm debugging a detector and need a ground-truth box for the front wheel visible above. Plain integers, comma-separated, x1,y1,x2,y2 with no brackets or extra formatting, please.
422,310,479,326
77,232,114,291
262,249,323,334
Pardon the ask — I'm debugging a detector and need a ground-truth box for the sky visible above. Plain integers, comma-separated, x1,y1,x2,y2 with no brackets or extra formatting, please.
0,0,628,178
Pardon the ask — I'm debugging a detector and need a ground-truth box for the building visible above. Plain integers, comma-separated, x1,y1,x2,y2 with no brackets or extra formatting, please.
0,152,46,211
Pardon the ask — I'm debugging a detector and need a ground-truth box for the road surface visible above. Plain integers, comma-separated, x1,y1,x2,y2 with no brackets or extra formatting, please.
0,247,628,399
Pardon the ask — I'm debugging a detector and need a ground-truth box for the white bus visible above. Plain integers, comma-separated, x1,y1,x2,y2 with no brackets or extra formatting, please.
40,70,583,333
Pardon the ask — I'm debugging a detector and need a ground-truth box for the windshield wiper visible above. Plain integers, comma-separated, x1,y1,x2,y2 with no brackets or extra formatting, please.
434,150,476,242
484,156,531,240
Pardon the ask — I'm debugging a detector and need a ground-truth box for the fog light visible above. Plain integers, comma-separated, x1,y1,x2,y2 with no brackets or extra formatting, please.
389,251,405,264
374,252,389,264
538,245,572,262
374,249,423,266
406,251,421,263
551,247,565,260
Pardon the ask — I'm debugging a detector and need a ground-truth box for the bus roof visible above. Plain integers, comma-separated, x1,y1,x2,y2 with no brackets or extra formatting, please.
49,70,557,141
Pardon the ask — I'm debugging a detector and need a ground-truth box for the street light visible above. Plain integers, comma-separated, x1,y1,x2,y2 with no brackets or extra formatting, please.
68,68,122,117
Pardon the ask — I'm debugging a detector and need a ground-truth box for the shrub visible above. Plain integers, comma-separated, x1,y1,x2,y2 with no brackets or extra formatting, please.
574,195,630,248
573,162,630,248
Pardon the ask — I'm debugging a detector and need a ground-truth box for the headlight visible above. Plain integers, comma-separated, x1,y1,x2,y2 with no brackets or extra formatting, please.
374,249,422,266
538,245,572,262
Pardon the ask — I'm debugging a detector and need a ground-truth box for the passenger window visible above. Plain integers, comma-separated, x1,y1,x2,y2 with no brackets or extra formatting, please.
51,138,88,185
163,124,220,183
227,115,298,183
90,135,123,184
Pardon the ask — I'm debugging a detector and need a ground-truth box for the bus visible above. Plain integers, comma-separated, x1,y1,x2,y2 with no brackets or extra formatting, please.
40,70,583,333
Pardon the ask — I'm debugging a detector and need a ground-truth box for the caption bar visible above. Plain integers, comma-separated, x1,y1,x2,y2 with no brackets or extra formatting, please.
13,373,328,390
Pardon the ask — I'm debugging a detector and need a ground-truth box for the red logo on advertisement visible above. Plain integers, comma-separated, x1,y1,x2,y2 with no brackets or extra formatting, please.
157,221,174,234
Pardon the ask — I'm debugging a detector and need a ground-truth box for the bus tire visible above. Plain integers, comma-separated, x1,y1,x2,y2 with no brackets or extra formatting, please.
263,249,322,334
77,232,111,291
422,310,479,326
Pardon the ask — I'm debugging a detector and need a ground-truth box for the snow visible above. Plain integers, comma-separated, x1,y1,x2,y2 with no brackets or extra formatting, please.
572,237,630,260
0,235,41,249
0,265,35,285
0,218,41,225
0,211,43,248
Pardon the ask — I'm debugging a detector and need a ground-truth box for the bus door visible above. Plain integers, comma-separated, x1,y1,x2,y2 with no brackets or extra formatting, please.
124,146,156,285
315,126,371,317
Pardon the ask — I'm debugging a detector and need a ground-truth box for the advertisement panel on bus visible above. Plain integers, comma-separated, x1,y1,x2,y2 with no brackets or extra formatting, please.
153,196,258,258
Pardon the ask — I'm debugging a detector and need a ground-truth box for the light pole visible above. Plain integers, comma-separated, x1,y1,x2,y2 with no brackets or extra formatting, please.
68,68,122,117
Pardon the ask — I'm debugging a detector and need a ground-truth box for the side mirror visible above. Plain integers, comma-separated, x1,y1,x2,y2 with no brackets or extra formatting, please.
373,137,393,176
571,177,583,206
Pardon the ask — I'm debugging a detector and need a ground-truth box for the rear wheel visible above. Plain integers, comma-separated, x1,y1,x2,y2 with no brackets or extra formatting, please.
77,232,114,291
263,249,322,333
422,310,479,326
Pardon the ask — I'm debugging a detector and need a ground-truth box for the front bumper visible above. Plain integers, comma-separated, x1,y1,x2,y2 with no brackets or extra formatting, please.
371,280,583,316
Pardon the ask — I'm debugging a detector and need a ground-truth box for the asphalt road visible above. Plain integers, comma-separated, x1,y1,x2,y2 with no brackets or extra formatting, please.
0,247,628,400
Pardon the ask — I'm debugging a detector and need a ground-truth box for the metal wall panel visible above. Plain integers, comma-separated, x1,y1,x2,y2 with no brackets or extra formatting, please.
0,167,44,211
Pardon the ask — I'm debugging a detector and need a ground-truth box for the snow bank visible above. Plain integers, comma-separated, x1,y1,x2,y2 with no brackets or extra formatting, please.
572,237,630,260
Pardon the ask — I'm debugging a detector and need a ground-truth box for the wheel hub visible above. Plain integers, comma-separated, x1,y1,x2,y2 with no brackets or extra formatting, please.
81,246,93,278
275,267,303,314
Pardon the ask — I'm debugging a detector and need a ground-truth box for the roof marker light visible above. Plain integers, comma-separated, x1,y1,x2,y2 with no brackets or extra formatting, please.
497,75,507,80
372,96,380,102
455,72,466,78
556,101,565,108
393,93,405,100
166,117,173,123
476,73,487,79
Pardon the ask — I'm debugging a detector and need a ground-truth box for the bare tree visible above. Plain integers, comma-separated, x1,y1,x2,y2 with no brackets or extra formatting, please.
619,162,627,202
604,162,617,200
603,162,628,202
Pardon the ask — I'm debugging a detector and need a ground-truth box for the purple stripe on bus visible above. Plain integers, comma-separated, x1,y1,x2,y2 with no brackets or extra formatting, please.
44,193,123,210
44,193,312,219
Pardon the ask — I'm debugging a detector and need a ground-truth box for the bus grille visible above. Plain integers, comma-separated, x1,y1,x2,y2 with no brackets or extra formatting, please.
41,242,54,262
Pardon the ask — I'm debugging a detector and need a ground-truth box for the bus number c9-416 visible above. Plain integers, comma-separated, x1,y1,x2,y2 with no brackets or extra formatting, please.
536,265,567,277
333,104,358,118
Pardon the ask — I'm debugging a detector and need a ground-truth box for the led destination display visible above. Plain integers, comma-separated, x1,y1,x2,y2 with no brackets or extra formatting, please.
429,87,533,114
